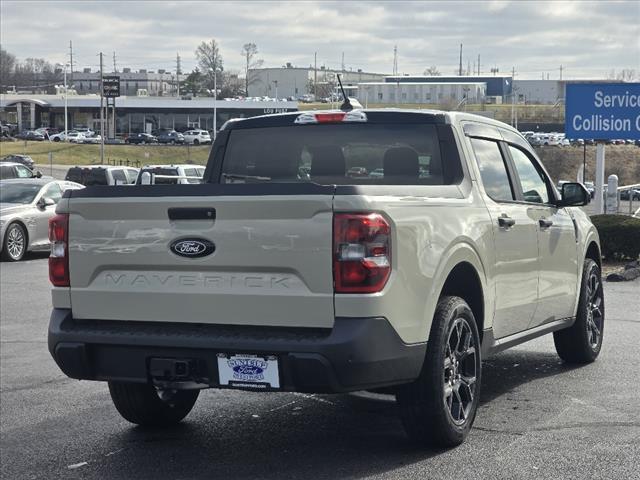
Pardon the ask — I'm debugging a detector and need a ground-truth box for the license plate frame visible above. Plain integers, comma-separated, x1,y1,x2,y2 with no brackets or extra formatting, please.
217,353,281,390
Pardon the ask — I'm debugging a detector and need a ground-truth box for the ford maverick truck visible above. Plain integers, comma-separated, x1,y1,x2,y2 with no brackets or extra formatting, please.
48,109,603,447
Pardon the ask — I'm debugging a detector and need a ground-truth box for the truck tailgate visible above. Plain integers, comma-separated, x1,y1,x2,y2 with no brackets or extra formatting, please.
66,191,335,328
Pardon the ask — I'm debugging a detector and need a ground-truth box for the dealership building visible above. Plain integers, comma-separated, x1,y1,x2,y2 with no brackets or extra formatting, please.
0,94,297,136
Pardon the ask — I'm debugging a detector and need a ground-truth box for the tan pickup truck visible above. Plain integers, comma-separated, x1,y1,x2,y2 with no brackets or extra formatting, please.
47,109,603,447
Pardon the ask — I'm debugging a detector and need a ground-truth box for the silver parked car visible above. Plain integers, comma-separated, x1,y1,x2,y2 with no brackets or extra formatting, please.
0,178,84,261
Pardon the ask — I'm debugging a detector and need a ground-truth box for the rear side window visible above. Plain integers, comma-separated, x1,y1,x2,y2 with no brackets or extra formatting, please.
470,138,514,202
219,124,462,185
111,169,127,184
85,169,109,186
136,167,179,184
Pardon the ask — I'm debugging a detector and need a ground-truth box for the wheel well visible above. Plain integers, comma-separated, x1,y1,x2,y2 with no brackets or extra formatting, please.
440,262,484,337
585,241,601,269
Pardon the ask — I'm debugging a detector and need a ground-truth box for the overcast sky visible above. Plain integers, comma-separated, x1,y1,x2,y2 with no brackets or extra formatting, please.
1,0,639,79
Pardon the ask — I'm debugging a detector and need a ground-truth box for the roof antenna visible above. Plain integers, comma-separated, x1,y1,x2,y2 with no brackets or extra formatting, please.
337,74,353,112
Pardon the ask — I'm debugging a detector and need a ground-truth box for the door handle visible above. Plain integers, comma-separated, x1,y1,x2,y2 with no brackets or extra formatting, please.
168,207,216,220
498,216,516,228
539,218,553,229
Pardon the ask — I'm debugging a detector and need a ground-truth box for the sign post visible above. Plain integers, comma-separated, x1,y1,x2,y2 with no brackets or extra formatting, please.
103,76,120,140
565,82,640,214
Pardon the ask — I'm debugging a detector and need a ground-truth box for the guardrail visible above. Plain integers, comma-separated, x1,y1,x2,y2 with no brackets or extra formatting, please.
616,183,640,217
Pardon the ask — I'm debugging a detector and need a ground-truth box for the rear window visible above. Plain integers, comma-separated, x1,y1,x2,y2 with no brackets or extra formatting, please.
219,124,462,185
85,169,109,186
136,167,179,184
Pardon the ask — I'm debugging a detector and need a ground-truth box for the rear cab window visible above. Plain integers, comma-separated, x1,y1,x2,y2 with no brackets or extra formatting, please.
217,117,463,186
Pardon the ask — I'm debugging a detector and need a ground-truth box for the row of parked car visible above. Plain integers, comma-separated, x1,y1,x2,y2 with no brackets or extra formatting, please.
524,131,640,147
6,126,212,146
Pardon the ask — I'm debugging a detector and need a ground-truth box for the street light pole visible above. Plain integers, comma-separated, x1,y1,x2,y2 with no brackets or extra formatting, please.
63,64,68,139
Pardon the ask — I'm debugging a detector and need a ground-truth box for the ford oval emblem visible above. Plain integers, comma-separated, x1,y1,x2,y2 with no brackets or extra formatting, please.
170,238,215,258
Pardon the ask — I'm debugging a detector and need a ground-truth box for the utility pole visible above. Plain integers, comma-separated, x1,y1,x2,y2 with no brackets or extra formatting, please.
341,52,345,73
459,44,463,76
176,53,181,98
559,64,563,80
393,45,398,76
99,52,104,164
113,51,117,72
467,59,471,76
63,64,68,137
477,54,480,75
314,52,317,101
68,40,74,84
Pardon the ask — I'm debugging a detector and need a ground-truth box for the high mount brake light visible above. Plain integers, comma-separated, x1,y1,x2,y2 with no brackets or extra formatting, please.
294,111,368,125
333,213,391,293
48,213,69,287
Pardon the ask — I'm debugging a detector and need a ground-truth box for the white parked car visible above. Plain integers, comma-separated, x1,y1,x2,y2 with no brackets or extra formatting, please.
82,134,102,144
67,132,86,143
49,130,76,142
183,129,212,145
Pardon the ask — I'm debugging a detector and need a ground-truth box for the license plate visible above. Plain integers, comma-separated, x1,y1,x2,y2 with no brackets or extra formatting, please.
217,353,280,390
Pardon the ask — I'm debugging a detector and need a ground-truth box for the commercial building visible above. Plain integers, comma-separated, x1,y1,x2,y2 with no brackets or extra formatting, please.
0,94,297,135
71,69,177,97
247,66,388,99
512,79,618,104
356,82,486,106
385,75,513,101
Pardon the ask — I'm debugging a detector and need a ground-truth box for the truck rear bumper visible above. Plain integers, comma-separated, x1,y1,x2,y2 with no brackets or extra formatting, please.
48,309,426,394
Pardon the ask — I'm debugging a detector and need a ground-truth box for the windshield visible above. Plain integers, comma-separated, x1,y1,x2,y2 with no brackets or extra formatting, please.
220,123,462,185
0,183,42,204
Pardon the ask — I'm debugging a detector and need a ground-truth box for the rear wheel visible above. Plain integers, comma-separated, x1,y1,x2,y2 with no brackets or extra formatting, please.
193,139,200,145
108,382,199,427
396,296,481,447
2,223,27,261
554,258,604,363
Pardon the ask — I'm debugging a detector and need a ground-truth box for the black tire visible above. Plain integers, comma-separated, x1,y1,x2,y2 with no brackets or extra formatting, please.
2,222,27,261
396,296,481,447
554,258,604,363
170,140,175,145
108,382,199,427
53,137,61,142
193,139,200,145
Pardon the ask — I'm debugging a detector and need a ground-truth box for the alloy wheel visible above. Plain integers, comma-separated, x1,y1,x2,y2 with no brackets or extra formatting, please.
6,225,25,260
585,269,603,350
443,318,477,425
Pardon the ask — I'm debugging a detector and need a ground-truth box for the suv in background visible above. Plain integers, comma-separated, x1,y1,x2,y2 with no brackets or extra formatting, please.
125,133,158,145
1,154,35,170
135,164,205,184
65,166,139,186
183,129,211,145
157,130,185,144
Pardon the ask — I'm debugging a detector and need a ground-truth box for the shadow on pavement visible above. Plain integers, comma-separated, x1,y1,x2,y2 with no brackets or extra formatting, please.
89,349,585,479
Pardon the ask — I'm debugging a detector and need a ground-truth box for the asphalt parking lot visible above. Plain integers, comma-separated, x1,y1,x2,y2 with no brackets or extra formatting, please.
1,255,639,480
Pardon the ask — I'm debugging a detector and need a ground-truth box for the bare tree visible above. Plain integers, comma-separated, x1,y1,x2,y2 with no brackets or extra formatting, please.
241,43,263,95
0,49,16,88
424,65,441,76
617,69,637,82
195,39,224,96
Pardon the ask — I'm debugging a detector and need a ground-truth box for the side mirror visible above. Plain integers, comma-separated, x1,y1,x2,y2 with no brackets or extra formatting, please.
558,182,590,207
38,197,56,209
35,170,42,178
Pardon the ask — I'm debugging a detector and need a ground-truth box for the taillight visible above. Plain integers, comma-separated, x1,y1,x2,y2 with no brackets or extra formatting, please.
48,214,69,287
333,213,391,293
